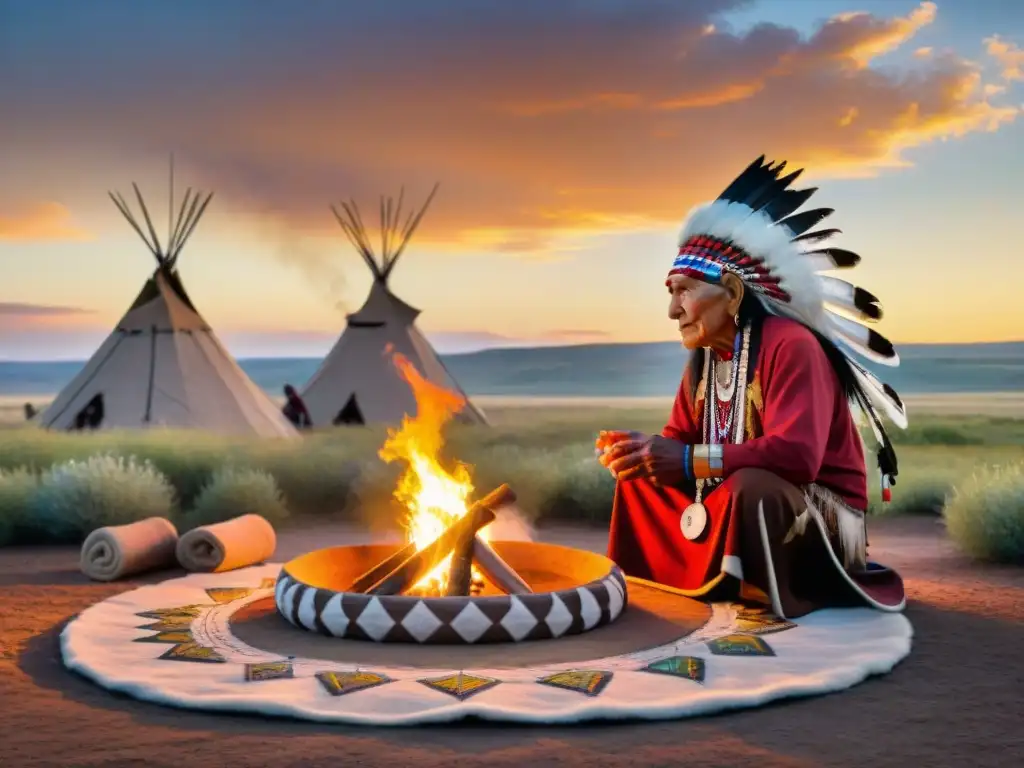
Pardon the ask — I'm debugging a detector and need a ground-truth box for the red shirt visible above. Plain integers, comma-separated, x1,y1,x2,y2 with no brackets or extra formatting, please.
663,315,869,510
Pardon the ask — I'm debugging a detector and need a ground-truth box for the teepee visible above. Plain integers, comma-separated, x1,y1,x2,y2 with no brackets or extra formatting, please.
300,184,488,426
38,168,298,438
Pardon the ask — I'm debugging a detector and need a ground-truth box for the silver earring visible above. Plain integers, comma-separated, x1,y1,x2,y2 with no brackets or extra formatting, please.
733,313,740,327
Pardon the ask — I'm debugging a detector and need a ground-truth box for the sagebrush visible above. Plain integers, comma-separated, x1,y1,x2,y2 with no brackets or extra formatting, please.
28,454,177,544
183,466,290,529
0,408,1021,558
944,462,1024,564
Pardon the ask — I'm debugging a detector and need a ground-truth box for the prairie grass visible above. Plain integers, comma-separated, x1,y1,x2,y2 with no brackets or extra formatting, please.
0,404,1022,562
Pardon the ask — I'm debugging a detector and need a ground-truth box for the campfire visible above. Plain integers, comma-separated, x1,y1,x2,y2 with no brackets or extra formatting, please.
275,350,627,645
346,352,533,599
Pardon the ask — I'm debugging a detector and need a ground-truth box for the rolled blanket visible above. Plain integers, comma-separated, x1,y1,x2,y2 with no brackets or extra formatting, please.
176,514,277,573
80,517,179,582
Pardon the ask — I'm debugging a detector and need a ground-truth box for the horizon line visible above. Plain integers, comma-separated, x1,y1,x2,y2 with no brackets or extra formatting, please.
2,336,1023,365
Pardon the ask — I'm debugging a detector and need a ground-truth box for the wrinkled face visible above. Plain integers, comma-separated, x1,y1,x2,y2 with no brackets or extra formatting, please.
667,274,733,350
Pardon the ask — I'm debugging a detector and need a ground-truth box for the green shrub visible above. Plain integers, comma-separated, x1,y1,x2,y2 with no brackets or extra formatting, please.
0,467,40,546
28,455,177,544
0,409,1021,548
247,443,363,519
182,466,290,529
944,463,1024,564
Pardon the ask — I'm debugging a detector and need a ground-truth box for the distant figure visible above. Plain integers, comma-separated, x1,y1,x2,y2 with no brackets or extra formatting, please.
23,403,37,420
282,384,312,429
71,393,105,431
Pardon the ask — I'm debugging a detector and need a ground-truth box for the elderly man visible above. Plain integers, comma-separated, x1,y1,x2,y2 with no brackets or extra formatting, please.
598,156,907,619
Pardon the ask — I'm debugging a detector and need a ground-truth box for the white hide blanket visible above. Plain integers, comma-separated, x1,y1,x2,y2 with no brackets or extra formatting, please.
62,564,913,726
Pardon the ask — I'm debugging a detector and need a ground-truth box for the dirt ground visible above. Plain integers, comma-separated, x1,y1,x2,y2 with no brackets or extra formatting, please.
2,517,1022,768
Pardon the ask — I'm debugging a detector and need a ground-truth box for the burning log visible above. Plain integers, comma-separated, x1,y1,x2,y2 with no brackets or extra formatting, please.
366,484,516,596
472,536,534,595
346,541,418,595
444,520,478,597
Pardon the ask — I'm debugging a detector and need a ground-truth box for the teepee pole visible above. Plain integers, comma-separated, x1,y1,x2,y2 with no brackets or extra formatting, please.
384,182,439,280
171,191,214,260
109,191,160,260
132,183,164,258
168,187,194,260
168,154,174,253
332,204,380,279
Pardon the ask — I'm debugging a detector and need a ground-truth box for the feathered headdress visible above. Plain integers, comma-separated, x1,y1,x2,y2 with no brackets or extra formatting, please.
669,155,907,498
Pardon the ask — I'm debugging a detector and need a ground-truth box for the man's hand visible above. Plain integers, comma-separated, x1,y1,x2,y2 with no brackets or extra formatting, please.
595,430,646,455
595,430,647,478
604,435,688,487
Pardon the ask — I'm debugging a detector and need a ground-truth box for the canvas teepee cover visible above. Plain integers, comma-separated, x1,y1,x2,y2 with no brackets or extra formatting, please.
39,175,298,438
300,185,487,426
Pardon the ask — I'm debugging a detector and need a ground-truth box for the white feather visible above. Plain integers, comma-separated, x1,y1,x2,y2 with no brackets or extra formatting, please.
819,276,880,323
828,314,899,366
819,275,856,305
849,363,908,429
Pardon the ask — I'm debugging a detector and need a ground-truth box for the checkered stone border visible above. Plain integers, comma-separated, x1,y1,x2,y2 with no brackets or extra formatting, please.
274,565,629,644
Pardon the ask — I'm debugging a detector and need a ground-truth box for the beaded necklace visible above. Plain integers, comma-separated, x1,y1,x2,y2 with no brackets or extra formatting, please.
694,323,751,506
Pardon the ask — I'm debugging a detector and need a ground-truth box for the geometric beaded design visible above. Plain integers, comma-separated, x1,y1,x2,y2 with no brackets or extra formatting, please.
642,655,706,683
706,633,776,657
418,672,501,700
536,670,613,697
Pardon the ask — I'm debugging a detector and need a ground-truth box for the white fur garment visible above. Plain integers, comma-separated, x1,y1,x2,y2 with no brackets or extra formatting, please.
80,517,179,582
176,514,277,573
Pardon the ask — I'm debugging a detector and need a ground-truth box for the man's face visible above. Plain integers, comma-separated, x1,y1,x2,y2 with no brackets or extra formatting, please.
667,274,732,349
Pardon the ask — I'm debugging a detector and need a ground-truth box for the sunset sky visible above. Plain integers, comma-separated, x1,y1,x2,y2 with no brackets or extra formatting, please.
1,0,1022,360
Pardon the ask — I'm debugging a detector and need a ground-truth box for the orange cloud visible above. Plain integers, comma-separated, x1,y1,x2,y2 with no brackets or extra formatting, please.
821,2,937,68
0,203,92,242
985,34,1024,81
3,2,1018,257
0,302,96,330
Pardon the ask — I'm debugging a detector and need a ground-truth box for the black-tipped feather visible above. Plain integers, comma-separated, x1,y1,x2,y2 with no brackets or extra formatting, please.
749,168,804,213
778,207,834,236
792,228,842,244
806,247,860,268
718,155,768,202
883,382,903,411
762,185,815,221
737,165,785,209
853,287,883,321
865,328,895,359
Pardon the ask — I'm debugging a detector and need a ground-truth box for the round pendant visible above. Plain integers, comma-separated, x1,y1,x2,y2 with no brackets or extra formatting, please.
680,502,708,541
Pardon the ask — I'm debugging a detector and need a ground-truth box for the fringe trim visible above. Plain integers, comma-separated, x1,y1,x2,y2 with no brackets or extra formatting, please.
802,483,866,570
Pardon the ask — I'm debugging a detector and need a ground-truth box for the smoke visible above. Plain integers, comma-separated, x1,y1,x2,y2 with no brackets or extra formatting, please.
488,503,536,542
267,223,350,317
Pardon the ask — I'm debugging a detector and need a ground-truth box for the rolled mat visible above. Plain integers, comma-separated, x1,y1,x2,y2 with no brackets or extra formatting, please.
176,514,277,573
80,517,179,582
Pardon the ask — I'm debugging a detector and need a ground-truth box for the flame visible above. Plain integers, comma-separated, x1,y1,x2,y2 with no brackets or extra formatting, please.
378,352,486,594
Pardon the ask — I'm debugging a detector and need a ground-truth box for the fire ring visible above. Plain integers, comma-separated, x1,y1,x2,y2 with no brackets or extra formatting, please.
276,541,628,644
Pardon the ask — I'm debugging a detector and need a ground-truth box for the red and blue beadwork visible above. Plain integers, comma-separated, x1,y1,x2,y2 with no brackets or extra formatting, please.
667,235,791,303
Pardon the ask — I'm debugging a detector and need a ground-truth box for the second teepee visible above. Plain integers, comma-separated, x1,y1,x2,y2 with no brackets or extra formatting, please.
300,185,488,426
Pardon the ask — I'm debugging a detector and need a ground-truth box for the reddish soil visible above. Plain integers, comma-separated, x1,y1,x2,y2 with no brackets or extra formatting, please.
2,516,1022,768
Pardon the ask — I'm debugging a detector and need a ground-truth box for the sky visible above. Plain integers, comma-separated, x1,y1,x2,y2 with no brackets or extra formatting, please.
1,0,1022,360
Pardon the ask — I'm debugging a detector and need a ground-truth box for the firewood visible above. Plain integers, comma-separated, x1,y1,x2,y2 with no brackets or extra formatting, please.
471,536,534,595
365,484,516,596
346,540,418,594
